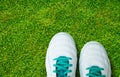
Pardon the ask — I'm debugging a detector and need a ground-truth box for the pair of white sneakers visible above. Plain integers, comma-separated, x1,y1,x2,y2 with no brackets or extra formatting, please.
46,32,111,77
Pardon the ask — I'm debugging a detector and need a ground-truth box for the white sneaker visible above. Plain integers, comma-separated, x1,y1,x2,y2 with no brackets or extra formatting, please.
46,32,77,77
79,41,111,77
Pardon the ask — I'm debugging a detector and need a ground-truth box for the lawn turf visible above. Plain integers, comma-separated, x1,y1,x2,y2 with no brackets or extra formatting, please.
0,0,120,77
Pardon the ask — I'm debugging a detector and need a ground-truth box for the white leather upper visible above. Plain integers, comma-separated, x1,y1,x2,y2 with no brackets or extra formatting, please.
46,32,77,77
79,41,111,77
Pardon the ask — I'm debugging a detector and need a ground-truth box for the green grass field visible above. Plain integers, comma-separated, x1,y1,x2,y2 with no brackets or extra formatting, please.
0,0,120,77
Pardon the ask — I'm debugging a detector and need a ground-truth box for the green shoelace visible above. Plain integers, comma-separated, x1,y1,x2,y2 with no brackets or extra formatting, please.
53,56,72,77
86,66,105,77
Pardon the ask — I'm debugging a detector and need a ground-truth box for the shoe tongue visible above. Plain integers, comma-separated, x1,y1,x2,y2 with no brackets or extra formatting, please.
88,66,103,77
56,56,69,77
58,69,66,77
57,64,68,77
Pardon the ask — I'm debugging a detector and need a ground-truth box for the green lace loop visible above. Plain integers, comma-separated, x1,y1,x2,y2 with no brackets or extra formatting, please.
86,66,105,77
53,56,72,77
